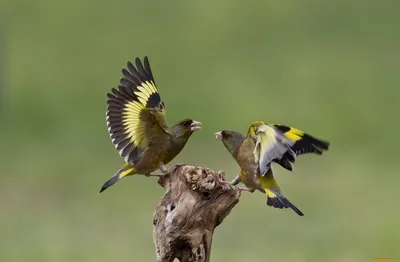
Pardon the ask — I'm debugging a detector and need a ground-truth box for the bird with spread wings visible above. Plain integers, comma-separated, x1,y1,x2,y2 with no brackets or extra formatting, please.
100,57,201,193
215,121,330,216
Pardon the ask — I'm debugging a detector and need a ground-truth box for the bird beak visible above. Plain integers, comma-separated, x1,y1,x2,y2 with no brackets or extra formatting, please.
214,132,222,140
190,120,202,131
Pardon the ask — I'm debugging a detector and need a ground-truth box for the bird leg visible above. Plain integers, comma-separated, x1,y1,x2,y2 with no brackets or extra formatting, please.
213,174,252,193
215,174,230,185
159,163,185,174
230,175,241,186
159,163,168,173
216,174,241,186
236,187,254,192
217,179,232,186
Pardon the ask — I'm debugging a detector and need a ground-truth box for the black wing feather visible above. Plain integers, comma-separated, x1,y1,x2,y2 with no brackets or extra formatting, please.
106,56,166,165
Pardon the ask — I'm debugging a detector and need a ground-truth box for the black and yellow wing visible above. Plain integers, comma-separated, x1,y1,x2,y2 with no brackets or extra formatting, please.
272,124,330,155
106,57,168,165
271,124,330,171
251,122,296,177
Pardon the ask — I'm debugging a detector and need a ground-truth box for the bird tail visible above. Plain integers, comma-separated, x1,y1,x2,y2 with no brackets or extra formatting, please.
99,164,135,193
258,170,304,216
265,188,304,216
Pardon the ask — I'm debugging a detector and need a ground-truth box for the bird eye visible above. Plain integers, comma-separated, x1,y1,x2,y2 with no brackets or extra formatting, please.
183,120,191,127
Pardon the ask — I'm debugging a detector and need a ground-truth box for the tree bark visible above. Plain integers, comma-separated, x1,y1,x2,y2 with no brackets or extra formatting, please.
152,165,240,262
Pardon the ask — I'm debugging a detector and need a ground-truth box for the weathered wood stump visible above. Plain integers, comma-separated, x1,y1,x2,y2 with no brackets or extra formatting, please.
153,165,240,262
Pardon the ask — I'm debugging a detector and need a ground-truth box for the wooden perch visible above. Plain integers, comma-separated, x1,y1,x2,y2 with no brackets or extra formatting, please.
153,165,240,262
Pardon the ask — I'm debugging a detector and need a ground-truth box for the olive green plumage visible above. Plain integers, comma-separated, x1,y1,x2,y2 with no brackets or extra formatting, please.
100,57,201,193
215,122,330,216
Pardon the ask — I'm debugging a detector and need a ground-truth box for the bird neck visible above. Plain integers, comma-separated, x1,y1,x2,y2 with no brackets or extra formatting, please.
223,138,244,157
170,125,192,141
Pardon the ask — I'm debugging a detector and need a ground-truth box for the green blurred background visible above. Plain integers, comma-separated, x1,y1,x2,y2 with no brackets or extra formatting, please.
1,0,399,261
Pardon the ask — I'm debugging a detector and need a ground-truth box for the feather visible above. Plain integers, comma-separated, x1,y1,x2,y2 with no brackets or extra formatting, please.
253,124,295,176
106,57,168,165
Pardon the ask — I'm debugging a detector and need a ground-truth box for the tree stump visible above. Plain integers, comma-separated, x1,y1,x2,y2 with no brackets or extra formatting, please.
153,165,240,262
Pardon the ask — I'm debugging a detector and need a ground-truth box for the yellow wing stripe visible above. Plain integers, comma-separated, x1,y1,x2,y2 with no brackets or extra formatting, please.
124,101,143,112
122,100,147,146
106,57,165,165
283,127,304,141
147,81,157,93
137,85,151,97
135,93,148,104
119,79,159,149
133,81,158,107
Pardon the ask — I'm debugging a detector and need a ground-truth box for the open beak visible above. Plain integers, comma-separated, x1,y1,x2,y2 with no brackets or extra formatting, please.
190,120,202,131
214,131,222,140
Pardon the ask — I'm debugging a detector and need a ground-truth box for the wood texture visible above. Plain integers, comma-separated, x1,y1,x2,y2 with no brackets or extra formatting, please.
153,165,240,262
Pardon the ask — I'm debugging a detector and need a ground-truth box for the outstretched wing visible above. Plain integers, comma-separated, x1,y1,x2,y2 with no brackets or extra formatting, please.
106,57,168,165
253,124,295,176
269,124,330,171
272,124,330,155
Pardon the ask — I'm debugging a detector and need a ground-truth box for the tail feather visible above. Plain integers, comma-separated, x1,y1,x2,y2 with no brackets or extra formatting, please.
99,166,135,193
267,195,304,216
259,170,304,216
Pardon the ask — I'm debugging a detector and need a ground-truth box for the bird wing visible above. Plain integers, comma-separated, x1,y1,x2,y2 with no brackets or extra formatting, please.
271,124,330,155
106,57,168,165
258,170,304,216
253,124,295,176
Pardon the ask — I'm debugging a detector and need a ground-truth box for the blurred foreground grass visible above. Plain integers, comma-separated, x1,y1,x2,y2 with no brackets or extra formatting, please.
1,0,399,261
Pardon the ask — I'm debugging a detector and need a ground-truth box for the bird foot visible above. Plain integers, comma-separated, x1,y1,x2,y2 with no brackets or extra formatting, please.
217,178,232,185
216,176,235,188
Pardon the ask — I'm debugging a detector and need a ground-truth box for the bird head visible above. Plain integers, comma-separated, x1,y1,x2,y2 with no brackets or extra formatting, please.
247,121,267,139
172,119,202,138
214,130,245,155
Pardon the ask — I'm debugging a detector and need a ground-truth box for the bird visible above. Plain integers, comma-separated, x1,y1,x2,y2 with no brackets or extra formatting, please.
215,121,330,216
100,56,201,193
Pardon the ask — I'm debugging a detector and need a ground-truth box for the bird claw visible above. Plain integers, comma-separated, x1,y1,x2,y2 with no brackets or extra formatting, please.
218,179,231,185
216,176,233,186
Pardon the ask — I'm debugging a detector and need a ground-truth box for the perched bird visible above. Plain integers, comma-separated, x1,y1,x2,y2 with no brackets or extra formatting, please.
100,56,201,193
215,121,330,216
